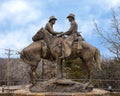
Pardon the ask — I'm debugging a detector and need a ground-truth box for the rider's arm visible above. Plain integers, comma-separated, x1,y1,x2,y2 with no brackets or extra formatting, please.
46,23,58,35
64,22,75,35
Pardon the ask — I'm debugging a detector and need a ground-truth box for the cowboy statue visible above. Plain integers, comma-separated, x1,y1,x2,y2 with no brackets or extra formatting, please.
58,13,84,59
45,16,60,36
20,13,101,92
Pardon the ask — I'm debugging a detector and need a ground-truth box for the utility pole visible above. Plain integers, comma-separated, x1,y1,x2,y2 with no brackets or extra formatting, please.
5,49,13,90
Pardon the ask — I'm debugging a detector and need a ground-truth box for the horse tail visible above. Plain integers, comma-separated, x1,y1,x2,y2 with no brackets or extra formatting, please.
20,50,36,65
20,50,29,64
94,48,102,71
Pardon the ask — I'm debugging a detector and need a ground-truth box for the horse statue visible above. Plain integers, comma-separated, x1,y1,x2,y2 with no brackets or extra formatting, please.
20,28,55,85
32,28,102,84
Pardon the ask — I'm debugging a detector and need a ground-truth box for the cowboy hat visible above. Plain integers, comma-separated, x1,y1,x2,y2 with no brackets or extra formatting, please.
49,16,57,22
67,13,75,19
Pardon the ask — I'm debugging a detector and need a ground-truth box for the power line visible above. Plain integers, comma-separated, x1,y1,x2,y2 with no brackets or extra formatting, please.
0,47,20,52
5,49,13,60
5,49,13,90
0,48,20,58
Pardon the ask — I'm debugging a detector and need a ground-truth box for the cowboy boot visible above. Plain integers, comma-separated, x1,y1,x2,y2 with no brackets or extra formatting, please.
59,55,65,59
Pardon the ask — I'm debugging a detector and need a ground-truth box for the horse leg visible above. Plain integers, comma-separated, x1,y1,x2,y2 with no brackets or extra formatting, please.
29,66,34,84
56,57,63,79
29,63,39,85
84,60,93,85
84,61,93,89
34,62,40,79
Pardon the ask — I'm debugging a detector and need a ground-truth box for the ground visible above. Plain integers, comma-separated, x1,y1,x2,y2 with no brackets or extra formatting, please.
0,84,109,96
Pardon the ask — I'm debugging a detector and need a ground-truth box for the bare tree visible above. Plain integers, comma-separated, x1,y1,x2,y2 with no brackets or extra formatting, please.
94,9,120,60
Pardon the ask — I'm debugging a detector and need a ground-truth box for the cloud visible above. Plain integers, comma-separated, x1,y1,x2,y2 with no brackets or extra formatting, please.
103,0,120,9
0,0,45,51
87,0,120,10
0,0,42,25
0,30,28,49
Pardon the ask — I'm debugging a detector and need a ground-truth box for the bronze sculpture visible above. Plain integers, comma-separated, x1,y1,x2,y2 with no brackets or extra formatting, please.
31,28,101,82
20,14,101,92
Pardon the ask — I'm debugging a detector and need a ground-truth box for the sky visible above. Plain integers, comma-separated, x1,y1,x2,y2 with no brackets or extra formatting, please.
0,0,120,58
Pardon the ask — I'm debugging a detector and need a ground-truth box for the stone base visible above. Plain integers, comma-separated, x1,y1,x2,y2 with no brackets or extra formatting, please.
30,78,93,92
0,92,113,96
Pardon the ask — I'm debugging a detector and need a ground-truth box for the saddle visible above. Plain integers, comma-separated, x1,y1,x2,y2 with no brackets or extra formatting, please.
61,35,84,58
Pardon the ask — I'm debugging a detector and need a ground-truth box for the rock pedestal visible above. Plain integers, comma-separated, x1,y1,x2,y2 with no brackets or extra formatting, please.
30,78,93,92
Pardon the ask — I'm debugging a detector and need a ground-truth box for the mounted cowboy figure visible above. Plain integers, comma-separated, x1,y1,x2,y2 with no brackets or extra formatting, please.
45,16,60,36
58,13,84,59
20,12,101,88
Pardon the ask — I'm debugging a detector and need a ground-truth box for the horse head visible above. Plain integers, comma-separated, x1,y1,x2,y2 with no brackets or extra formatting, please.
32,27,44,42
